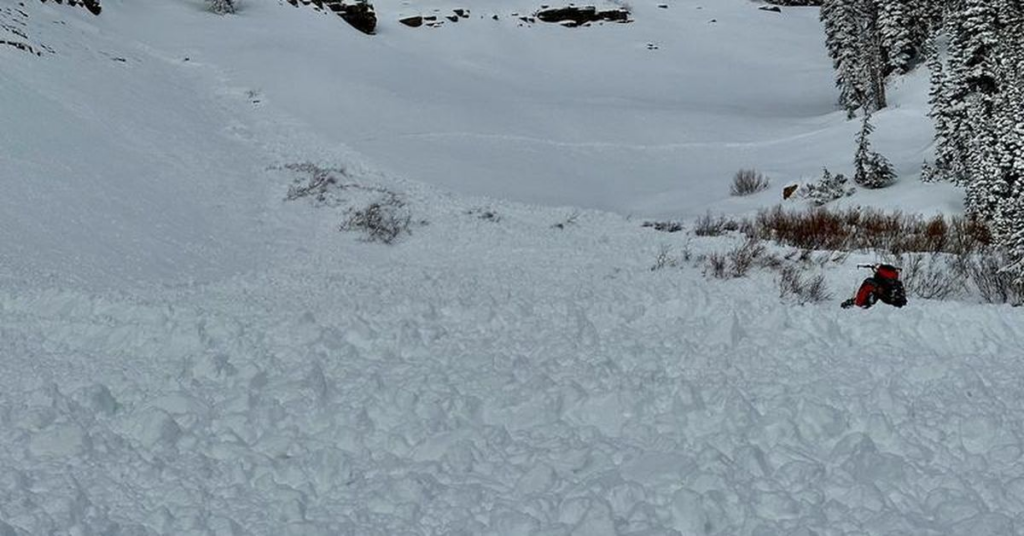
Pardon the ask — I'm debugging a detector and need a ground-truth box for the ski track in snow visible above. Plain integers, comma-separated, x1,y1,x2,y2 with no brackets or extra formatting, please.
355,128,838,151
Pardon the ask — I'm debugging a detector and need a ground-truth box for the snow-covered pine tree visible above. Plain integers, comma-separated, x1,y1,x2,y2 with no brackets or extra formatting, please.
989,19,1024,282
854,112,897,188
878,0,917,74
802,168,855,205
857,0,888,112
820,0,888,116
923,33,955,182
963,97,1003,218
927,0,1000,195
208,0,236,14
822,0,867,116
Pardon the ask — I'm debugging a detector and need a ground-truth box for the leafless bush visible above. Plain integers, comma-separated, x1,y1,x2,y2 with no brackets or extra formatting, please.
694,212,740,237
283,163,361,205
730,169,770,196
694,212,724,236
884,253,962,300
777,266,831,304
643,220,684,233
341,194,411,244
965,253,1024,305
705,253,728,279
701,237,778,279
728,237,767,277
652,244,689,271
746,206,991,255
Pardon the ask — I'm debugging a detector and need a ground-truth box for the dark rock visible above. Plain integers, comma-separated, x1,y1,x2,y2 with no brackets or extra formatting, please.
399,15,423,27
783,184,799,200
423,15,437,20
446,15,458,22
657,3,668,7
453,8,468,17
759,5,782,12
535,5,630,26
333,0,377,34
492,14,499,20
598,8,628,21
0,39,41,55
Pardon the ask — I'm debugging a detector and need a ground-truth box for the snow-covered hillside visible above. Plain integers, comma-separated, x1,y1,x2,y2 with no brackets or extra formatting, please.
2,1,1023,535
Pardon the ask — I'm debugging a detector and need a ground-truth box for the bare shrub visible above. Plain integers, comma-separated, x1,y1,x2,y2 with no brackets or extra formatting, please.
746,206,991,255
966,253,1024,305
705,253,728,279
283,163,359,205
341,194,411,244
694,212,724,236
730,169,770,196
948,217,993,255
643,220,684,233
701,237,778,279
884,253,962,300
728,237,766,277
694,212,739,237
652,244,689,271
777,266,831,304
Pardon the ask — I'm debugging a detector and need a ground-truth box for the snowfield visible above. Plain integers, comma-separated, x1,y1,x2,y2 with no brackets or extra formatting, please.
2,1,1023,535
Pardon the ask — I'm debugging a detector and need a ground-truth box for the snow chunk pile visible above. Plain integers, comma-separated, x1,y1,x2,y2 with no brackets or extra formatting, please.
1,0,1018,534
4,220,1024,535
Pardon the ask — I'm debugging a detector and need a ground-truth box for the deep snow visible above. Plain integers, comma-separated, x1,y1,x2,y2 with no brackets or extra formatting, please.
2,1,1021,535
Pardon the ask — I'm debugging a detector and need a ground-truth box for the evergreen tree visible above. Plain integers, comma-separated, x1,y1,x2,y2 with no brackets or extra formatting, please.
821,0,888,116
822,0,867,116
923,34,957,182
208,0,235,14
854,112,897,188
989,24,1024,281
878,0,917,74
858,0,888,112
924,0,1000,193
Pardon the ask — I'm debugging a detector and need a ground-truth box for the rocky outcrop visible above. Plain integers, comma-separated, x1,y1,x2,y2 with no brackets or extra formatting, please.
286,0,377,35
335,1,377,34
399,15,423,27
39,0,101,15
535,5,630,27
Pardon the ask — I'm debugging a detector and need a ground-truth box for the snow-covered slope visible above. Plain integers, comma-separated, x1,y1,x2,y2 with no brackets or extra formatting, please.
3,1,1021,535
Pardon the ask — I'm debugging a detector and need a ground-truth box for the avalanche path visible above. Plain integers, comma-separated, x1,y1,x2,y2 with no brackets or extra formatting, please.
3,211,1024,535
